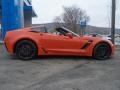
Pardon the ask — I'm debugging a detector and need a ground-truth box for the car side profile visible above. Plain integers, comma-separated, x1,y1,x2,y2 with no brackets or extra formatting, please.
4,26,115,60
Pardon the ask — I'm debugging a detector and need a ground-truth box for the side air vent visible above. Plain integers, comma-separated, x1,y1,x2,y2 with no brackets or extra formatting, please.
81,40,93,49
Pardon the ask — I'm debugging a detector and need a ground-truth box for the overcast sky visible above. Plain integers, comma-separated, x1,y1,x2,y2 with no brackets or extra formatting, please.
32,0,120,28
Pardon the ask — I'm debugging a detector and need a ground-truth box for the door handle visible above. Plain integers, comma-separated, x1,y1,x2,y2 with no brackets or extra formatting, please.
40,33,43,36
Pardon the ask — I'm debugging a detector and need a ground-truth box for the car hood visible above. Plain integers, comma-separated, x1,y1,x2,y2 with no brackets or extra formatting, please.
80,36,100,40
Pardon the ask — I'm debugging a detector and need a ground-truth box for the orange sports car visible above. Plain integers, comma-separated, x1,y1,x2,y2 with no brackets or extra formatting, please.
4,26,115,60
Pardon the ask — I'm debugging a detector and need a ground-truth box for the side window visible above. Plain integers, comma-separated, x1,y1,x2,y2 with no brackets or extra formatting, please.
31,27,47,33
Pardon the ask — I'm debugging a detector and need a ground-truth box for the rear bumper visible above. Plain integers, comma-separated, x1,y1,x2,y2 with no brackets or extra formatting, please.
4,39,14,55
4,42,8,52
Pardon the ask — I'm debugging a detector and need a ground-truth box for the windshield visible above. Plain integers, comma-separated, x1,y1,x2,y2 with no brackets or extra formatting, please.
49,27,79,37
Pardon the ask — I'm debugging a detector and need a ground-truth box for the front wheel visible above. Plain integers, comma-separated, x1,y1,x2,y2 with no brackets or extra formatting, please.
15,40,37,60
93,43,111,60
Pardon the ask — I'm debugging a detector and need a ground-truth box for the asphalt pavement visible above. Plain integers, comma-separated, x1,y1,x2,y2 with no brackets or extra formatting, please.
0,44,120,90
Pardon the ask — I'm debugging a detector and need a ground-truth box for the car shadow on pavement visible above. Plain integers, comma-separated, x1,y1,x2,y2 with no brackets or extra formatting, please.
8,55,96,62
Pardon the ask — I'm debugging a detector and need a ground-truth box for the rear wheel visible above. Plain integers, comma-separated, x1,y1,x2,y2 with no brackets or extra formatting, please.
15,40,37,60
93,43,111,60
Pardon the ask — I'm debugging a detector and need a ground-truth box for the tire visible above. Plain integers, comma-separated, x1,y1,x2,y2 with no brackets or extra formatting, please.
15,40,37,60
93,43,111,60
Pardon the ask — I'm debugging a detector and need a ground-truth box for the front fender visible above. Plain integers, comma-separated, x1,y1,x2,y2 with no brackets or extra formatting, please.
85,39,115,57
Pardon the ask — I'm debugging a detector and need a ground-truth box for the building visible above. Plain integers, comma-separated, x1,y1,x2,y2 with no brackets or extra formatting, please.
0,0,36,40
24,0,36,27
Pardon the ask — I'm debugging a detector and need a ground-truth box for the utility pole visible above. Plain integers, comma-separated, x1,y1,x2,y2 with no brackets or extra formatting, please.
111,0,116,44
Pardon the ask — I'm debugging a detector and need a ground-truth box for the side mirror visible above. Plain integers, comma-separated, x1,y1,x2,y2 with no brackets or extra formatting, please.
66,33,73,38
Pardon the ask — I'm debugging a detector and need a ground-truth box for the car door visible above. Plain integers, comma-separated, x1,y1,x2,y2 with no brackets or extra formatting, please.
40,33,86,55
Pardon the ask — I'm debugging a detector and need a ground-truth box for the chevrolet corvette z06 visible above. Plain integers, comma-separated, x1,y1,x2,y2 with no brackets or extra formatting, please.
4,26,115,60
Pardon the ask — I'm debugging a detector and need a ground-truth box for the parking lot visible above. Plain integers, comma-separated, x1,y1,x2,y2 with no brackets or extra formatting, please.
0,44,120,90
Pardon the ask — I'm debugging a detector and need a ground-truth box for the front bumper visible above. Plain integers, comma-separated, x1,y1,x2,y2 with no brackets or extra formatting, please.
112,44,116,56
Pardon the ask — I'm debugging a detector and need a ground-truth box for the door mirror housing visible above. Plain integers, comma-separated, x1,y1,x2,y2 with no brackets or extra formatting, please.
66,33,73,38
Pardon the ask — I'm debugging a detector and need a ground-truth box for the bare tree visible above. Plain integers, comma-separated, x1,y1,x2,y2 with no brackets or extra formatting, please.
54,6,90,34
53,16,62,28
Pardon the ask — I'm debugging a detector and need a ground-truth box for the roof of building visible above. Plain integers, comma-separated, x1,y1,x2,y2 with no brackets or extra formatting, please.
24,0,37,17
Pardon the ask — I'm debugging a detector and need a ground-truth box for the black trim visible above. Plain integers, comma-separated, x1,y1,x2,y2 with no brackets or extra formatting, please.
81,40,93,49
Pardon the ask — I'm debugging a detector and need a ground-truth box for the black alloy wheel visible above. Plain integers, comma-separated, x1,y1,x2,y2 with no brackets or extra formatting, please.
15,40,37,60
93,43,111,60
